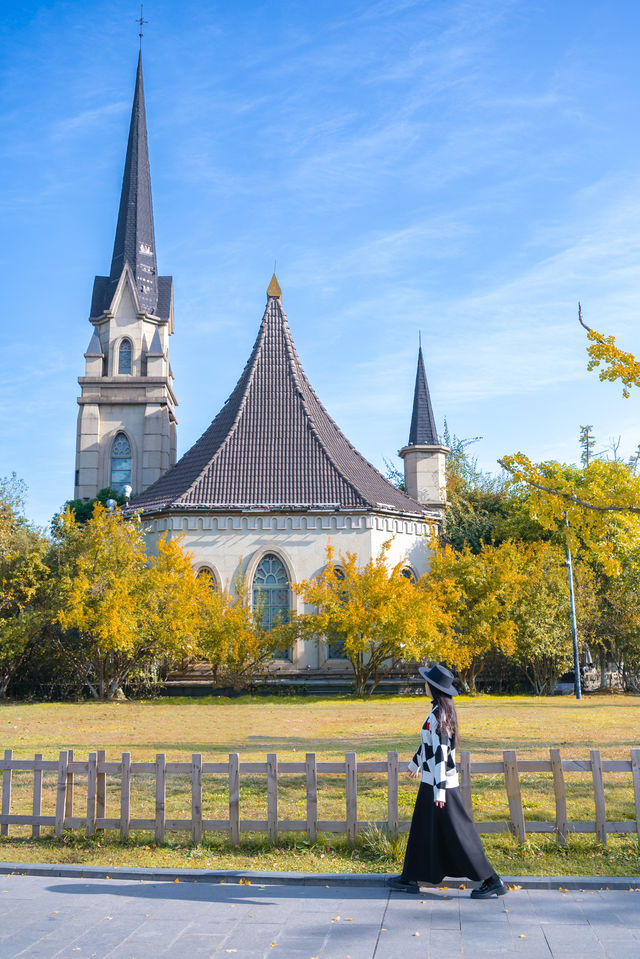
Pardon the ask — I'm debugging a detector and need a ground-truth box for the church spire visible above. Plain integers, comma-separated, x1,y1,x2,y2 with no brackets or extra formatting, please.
109,51,158,315
408,344,439,445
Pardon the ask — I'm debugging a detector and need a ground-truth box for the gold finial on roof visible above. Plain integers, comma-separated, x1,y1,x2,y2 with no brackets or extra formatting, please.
267,273,282,299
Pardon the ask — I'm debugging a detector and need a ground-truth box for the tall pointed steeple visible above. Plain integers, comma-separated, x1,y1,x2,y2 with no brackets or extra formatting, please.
109,51,158,315
76,52,177,504
408,345,439,445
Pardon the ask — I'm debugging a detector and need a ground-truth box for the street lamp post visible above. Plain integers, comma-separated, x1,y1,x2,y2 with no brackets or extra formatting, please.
564,515,582,700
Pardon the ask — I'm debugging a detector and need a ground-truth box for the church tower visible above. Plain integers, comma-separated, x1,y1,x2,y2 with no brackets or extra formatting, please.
398,344,449,523
74,53,177,502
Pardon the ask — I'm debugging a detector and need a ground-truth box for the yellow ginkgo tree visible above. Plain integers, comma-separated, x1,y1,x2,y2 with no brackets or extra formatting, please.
54,504,202,699
292,543,455,695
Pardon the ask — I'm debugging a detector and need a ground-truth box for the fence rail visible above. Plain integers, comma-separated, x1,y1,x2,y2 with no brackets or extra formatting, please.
1,747,639,846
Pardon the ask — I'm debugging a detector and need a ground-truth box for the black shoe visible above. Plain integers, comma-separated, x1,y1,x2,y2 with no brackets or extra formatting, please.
470,875,507,899
387,876,419,894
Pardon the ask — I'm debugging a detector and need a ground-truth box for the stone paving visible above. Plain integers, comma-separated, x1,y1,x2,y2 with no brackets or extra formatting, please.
0,874,639,958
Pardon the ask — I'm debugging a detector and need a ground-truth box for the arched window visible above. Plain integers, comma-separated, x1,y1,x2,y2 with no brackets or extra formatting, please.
118,339,132,374
252,553,291,658
327,567,348,660
400,566,417,584
110,432,132,493
197,566,218,591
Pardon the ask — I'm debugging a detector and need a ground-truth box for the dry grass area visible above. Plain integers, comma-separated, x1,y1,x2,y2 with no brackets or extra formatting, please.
0,693,639,875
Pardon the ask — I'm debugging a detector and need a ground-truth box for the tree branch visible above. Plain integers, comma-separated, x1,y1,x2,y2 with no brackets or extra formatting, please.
498,459,640,515
578,301,591,332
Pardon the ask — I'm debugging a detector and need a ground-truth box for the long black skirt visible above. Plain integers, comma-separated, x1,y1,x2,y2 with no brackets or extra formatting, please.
401,783,494,884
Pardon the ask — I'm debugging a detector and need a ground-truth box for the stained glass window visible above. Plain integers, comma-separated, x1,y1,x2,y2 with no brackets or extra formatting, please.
327,567,348,660
197,566,218,591
110,432,132,493
253,553,291,658
118,339,132,374
401,566,417,583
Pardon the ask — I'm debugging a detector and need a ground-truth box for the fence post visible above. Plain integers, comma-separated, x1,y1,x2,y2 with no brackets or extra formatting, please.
86,752,97,838
96,749,106,830
631,748,640,849
267,753,278,843
192,753,203,845
65,748,74,820
54,751,68,838
155,753,166,844
1,749,12,837
306,753,318,843
590,749,607,845
345,752,357,843
32,753,43,839
229,753,240,847
120,752,131,841
550,748,568,845
503,749,526,843
387,751,399,840
459,750,473,818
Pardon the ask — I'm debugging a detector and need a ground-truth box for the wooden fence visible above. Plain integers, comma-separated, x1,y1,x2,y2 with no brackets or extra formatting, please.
1,747,639,847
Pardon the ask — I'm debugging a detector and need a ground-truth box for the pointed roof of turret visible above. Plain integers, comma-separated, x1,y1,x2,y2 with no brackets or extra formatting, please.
408,345,439,445
133,284,426,516
89,54,172,321
267,273,282,299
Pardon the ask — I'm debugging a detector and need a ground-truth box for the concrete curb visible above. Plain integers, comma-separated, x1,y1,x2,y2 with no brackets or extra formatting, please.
1,862,639,891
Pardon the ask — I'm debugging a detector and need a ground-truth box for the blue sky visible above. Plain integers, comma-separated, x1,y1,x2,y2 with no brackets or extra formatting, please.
2,0,640,526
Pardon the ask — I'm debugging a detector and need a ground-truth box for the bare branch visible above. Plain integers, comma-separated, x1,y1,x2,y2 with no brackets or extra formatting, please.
578,301,591,332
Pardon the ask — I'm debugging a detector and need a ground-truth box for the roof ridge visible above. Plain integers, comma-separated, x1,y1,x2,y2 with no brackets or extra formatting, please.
277,302,368,509
172,305,271,503
283,314,426,513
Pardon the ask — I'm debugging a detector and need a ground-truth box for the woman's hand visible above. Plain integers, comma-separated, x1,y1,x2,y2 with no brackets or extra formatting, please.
406,769,420,780
434,800,445,808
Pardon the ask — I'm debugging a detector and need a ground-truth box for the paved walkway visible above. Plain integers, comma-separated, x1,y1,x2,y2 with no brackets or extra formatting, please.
1,873,640,959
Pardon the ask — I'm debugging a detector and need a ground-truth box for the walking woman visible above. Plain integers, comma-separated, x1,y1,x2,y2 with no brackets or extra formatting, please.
389,664,507,898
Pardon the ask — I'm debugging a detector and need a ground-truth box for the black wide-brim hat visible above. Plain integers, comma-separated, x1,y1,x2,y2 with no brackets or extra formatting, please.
418,664,458,696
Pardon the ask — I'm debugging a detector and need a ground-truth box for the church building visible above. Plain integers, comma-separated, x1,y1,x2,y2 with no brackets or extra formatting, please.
74,55,448,675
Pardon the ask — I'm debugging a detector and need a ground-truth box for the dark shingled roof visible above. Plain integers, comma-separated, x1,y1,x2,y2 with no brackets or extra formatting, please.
408,345,439,445
133,285,426,516
90,53,172,320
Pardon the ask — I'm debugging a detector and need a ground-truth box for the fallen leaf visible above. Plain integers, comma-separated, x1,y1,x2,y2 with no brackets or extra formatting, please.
225,951,237,954
249,914,255,918
105,916,113,921
559,887,568,893
459,884,466,890
271,943,276,948
344,917,355,921
413,931,420,937
519,934,526,939
332,916,341,922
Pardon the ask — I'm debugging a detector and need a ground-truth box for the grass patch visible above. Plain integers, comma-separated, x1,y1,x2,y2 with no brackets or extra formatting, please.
1,693,639,874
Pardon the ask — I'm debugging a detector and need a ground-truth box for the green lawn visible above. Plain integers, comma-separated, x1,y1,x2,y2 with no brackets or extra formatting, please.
0,693,639,875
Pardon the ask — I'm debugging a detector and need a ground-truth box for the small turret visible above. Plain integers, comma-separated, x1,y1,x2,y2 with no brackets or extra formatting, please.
398,344,449,520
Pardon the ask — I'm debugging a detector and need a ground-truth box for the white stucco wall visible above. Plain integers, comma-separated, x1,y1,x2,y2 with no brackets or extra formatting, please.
142,510,436,671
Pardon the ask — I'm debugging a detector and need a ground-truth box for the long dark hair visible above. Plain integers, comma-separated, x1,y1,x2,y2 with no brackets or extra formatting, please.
430,687,459,747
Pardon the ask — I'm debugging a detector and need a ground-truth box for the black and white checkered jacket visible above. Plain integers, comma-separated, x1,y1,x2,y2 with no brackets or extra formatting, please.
407,702,459,803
